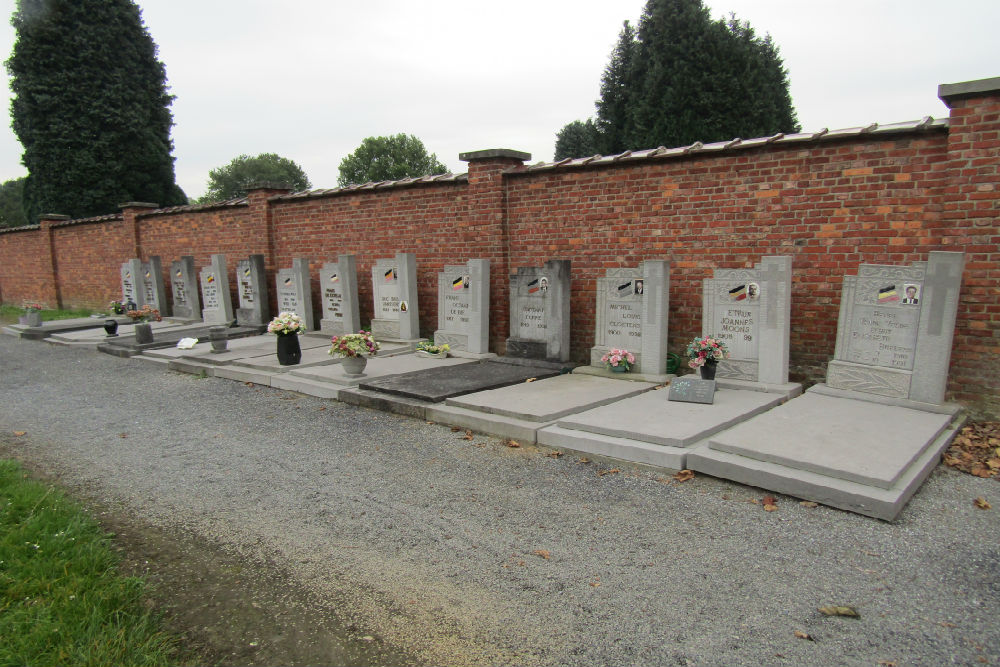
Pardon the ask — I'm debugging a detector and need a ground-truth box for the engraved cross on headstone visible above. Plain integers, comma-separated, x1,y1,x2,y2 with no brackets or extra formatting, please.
924,259,959,336
759,261,789,328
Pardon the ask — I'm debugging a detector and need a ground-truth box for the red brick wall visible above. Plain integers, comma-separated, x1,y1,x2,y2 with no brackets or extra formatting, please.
0,226,54,306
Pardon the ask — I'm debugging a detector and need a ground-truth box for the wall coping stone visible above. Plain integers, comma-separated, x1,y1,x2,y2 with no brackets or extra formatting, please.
939,76,1000,106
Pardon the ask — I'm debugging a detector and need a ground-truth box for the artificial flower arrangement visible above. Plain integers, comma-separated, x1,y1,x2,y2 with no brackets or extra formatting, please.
416,341,450,356
108,300,126,315
329,329,380,358
267,311,306,336
601,348,635,371
125,304,162,323
686,336,729,368
23,303,43,313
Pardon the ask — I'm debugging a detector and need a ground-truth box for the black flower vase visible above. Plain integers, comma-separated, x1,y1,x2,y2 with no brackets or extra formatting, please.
700,360,717,381
104,319,119,336
276,333,302,366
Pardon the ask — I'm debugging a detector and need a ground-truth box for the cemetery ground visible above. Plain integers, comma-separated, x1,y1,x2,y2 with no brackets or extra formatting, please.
1,334,999,666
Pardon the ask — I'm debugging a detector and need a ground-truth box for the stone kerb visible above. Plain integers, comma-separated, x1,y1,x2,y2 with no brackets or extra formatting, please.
702,255,793,386
275,257,314,330
589,259,669,375
434,259,490,355
370,252,419,342
505,259,571,362
319,255,361,336
824,251,965,405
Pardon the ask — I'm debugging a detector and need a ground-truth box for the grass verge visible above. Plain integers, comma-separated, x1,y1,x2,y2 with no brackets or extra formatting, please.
0,459,183,667
0,304,95,322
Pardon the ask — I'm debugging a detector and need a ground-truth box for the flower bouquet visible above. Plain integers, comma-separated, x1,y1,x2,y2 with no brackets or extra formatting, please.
108,300,126,315
329,330,380,358
23,303,43,313
686,336,729,368
601,348,635,372
416,341,450,358
267,312,305,336
125,304,162,323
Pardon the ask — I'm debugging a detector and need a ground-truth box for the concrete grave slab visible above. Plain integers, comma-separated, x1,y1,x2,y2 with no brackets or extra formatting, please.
281,351,475,390
4,316,128,341
97,323,262,357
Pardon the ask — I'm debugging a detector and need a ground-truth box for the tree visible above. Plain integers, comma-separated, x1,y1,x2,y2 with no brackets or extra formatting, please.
0,178,28,228
554,120,602,161
200,153,311,203
553,0,799,157
6,0,186,222
338,134,447,187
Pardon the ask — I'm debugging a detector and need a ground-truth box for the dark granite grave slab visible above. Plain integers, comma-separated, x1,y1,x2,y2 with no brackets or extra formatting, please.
358,358,566,403
97,325,265,357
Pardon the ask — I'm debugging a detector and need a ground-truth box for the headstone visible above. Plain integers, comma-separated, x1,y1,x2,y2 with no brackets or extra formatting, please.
434,259,490,354
590,260,669,374
825,251,965,404
235,254,269,327
668,377,716,404
702,256,792,384
140,256,170,316
371,252,419,341
120,258,144,307
506,260,571,362
200,254,234,325
275,258,314,330
319,255,361,336
170,256,200,320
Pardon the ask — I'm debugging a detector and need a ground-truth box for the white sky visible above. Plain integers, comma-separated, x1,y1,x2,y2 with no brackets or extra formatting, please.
1,1,998,201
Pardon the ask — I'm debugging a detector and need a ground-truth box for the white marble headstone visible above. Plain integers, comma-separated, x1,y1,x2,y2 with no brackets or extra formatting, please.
591,260,669,374
434,259,489,354
275,258,313,330
200,254,234,325
370,252,419,341
319,255,360,336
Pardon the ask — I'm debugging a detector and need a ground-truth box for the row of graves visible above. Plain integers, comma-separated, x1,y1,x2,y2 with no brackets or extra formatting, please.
18,249,967,521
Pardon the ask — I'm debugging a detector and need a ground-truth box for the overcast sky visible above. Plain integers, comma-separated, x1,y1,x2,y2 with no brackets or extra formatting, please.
1,1,998,201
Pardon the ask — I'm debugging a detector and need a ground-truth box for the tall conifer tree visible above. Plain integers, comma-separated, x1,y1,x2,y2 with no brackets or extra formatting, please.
595,21,638,155
6,0,186,222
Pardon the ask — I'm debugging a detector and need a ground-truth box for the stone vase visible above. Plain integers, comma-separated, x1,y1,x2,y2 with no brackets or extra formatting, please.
209,326,229,353
276,333,302,366
700,360,717,381
104,319,119,337
341,355,368,377
610,364,628,373
134,322,154,345
24,311,42,327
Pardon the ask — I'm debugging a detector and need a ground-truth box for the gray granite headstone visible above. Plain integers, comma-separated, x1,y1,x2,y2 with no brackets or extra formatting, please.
434,259,490,354
668,377,716,404
200,254,234,325
275,258,314,330
120,258,144,307
319,255,361,336
235,254,269,327
591,260,669,374
826,251,965,404
702,256,792,384
506,260,571,362
170,256,200,320
371,252,419,341
140,256,170,316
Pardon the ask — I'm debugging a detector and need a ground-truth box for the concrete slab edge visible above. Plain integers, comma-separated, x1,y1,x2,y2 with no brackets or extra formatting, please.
537,425,688,470
808,383,963,416
270,375,342,400
425,404,551,444
337,388,429,420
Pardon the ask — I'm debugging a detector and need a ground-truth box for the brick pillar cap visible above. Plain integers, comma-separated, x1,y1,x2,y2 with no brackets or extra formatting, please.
38,213,70,221
118,201,159,210
938,76,1000,107
246,181,294,192
459,149,531,162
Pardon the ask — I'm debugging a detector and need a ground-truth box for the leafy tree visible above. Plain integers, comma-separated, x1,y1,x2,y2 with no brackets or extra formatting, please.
554,0,799,158
554,120,602,161
0,177,28,228
338,134,447,187
6,0,186,222
199,153,311,203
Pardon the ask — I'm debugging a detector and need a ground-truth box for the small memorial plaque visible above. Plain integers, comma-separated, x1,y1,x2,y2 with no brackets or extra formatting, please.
668,377,716,404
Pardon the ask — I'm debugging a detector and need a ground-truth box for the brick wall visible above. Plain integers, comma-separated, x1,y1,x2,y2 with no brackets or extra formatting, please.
0,80,996,417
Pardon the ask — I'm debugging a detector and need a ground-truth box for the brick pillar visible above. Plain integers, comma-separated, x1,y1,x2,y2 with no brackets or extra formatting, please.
118,201,159,259
459,149,531,353
245,182,294,317
38,213,69,308
938,77,1000,417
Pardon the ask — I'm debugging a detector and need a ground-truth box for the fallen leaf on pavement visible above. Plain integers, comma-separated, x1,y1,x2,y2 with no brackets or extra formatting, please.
673,469,694,482
244,382,254,387
597,468,621,477
974,497,991,510
451,426,461,432
577,457,591,464
877,661,897,667
118,433,128,438
533,549,551,560
547,451,564,458
462,430,474,440
800,501,819,508
818,605,859,618
525,377,536,383
763,495,778,511
505,439,521,448
793,630,814,641
12,431,26,437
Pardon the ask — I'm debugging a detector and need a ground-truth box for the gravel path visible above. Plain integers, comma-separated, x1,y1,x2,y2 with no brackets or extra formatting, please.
1,333,998,666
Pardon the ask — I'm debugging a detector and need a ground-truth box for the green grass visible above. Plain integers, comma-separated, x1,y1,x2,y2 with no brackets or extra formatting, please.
0,304,95,325
0,460,182,667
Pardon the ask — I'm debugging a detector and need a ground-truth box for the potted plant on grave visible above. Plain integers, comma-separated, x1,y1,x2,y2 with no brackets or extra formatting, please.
267,311,306,366
20,303,43,327
329,329,380,377
125,305,162,345
601,348,635,373
686,336,730,380
109,300,126,315
416,341,450,359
